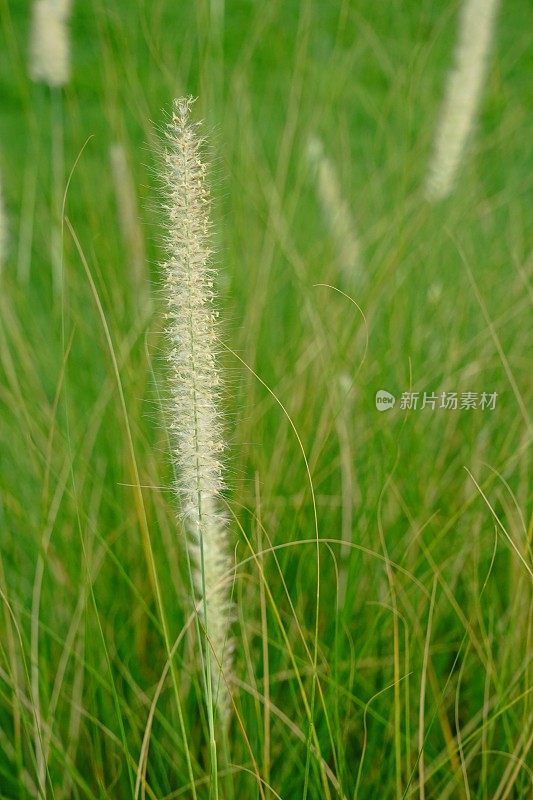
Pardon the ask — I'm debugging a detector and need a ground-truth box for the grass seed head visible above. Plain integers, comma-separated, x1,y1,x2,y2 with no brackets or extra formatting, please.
162,96,234,726
29,0,72,88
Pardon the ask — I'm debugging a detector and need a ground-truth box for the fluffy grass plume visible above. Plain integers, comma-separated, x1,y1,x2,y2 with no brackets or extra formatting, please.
162,97,234,726
425,0,500,200
307,134,362,286
29,0,72,87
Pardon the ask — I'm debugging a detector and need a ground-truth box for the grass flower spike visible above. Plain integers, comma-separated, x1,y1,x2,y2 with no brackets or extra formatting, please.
29,0,72,88
162,97,233,727
109,143,149,312
425,0,500,200
307,134,362,286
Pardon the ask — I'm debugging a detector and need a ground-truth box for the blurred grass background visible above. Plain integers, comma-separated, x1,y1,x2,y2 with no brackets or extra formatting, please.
0,0,532,797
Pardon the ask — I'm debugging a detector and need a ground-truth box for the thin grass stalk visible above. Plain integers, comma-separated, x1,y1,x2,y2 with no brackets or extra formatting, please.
17,153,38,284
50,88,64,297
0,168,7,272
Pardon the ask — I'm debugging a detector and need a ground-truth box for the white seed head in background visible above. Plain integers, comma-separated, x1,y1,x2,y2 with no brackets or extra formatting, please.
427,283,443,305
307,134,362,287
29,0,73,88
425,0,500,201
162,97,234,725
109,143,149,313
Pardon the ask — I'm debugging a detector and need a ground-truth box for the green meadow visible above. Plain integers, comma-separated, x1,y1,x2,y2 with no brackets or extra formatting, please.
0,0,531,797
